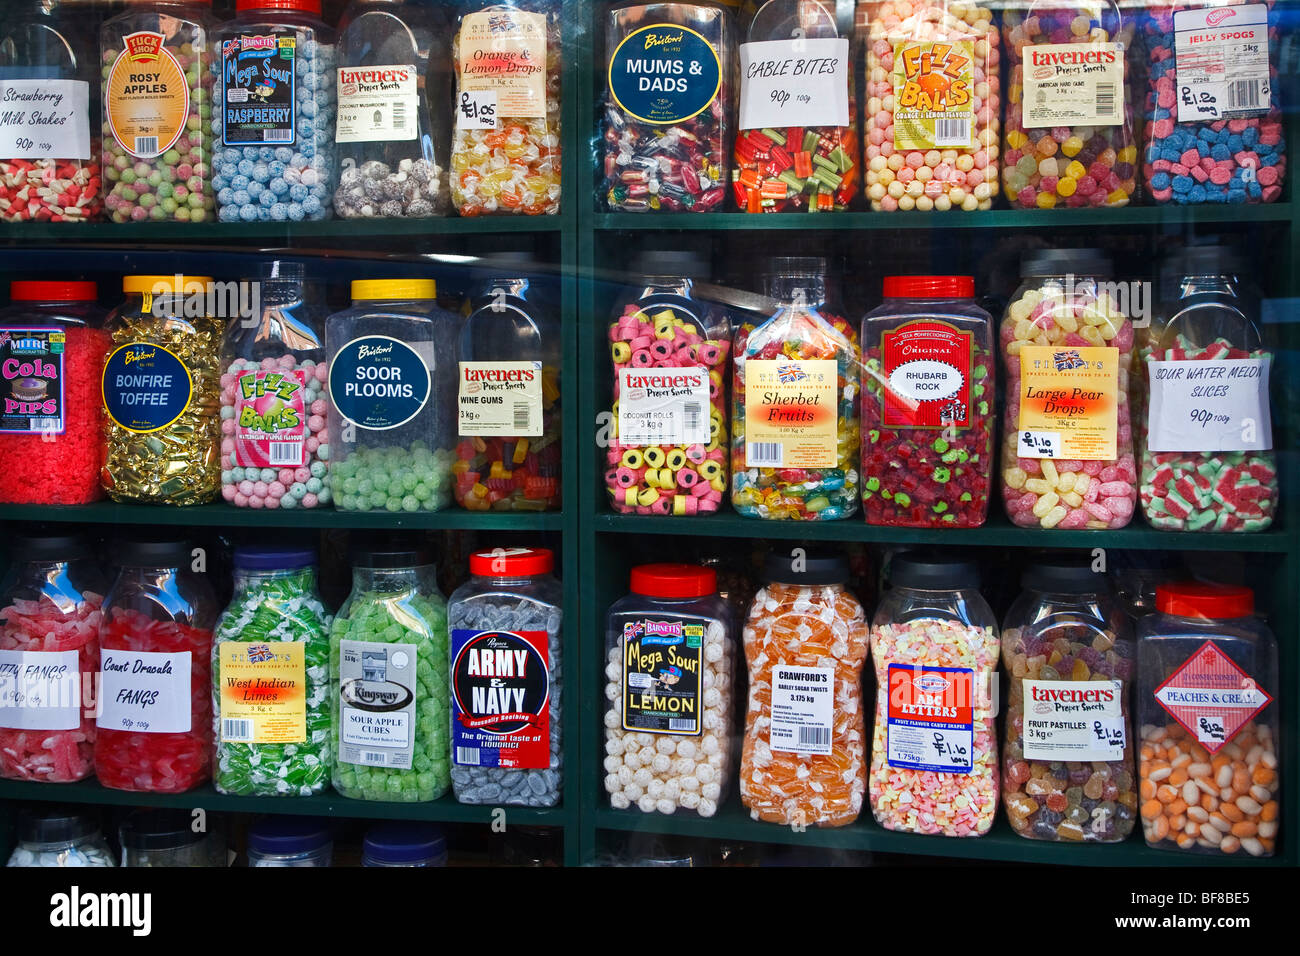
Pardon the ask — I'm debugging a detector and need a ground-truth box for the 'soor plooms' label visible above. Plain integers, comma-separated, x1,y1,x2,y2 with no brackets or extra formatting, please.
1017,345,1119,460
0,650,81,731
881,321,972,428
97,650,192,734
218,642,306,744
892,40,975,150
1022,43,1125,128
338,640,418,769
451,629,550,769
1174,4,1270,121
744,358,838,468
0,326,66,435
770,664,834,755
335,65,419,143
327,335,431,431
621,618,703,735
1022,678,1125,761
886,664,975,773
618,366,710,446
458,361,543,437
458,10,548,119
738,37,849,131
1146,357,1272,452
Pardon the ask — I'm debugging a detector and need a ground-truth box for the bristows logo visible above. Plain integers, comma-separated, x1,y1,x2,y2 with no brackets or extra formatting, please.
645,30,686,49
1206,7,1237,26
451,631,549,734
623,620,684,645
339,66,414,97
124,31,164,63
898,43,971,111
123,346,157,366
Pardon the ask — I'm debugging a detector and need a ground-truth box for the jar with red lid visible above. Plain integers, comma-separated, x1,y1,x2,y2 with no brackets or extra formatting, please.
860,275,994,527
604,564,733,817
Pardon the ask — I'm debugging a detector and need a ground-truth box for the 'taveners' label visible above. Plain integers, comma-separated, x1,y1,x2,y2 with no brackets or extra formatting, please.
618,366,710,446
0,78,91,160
744,358,838,468
457,361,542,437
335,65,419,143
886,664,974,773
892,40,975,150
1153,640,1272,754
1022,43,1125,128
1147,357,1272,452
222,34,297,146
882,321,972,428
738,38,849,131
1174,4,1270,121
233,368,308,467
621,617,703,735
450,629,550,769
770,664,833,756
105,32,190,159
97,650,192,734
338,639,417,769
458,9,548,120
1017,345,1119,460
608,24,723,125
328,335,431,431
0,327,65,434
1022,678,1125,761
0,650,80,731
101,343,193,434
218,642,306,744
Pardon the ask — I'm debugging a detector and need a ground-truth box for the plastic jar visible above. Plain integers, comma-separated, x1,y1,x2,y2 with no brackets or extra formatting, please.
101,274,222,505
602,1,735,212
868,553,999,836
363,822,447,866
1139,247,1276,531
861,275,994,528
7,809,114,867
332,0,451,219
100,0,217,224
119,808,215,866
0,280,111,504
213,0,337,224
95,538,218,793
325,279,457,513
246,816,332,866
1137,583,1279,856
1000,249,1137,530
0,533,104,783
212,547,331,797
451,0,562,216
448,547,562,806
330,547,451,802
604,564,733,817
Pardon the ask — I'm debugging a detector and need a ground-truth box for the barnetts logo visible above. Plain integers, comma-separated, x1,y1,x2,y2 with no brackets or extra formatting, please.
50,886,151,936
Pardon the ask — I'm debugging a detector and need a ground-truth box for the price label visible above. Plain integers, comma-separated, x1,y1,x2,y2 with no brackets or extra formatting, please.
1017,429,1061,459
458,89,498,130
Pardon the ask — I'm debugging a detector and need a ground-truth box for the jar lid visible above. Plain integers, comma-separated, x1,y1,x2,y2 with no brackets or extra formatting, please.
629,563,717,599
116,538,192,567
762,552,848,585
882,276,975,299
233,546,317,571
122,275,213,295
1020,249,1111,278
351,279,437,301
469,547,554,577
258,260,306,282
236,0,322,13
119,809,206,851
636,250,708,279
17,808,98,845
1160,245,1248,282
762,257,827,277
1156,583,1254,619
350,547,433,569
1022,555,1108,594
888,552,980,590
363,823,446,865
9,281,97,302
11,532,92,562
247,817,331,856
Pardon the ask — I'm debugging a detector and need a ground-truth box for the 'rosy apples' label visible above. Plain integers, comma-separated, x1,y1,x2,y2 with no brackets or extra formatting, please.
886,664,974,773
233,369,308,467
1153,640,1271,753
882,321,972,428
1022,678,1125,761
744,358,838,468
105,32,190,159
97,650,192,734
0,650,80,730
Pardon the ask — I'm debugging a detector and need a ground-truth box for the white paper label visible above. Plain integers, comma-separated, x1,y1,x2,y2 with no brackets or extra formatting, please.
1022,679,1125,761
342,708,410,750
0,79,91,160
618,366,710,446
1174,4,1270,121
769,664,833,755
457,89,498,130
738,38,849,131
0,650,80,730
458,361,543,436
1017,429,1062,459
338,639,417,769
335,64,419,143
97,651,192,734
1022,43,1125,128
1147,357,1272,452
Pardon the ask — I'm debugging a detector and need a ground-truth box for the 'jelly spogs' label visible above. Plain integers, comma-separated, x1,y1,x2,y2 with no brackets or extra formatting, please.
338,639,417,769
738,37,849,131
892,40,975,150
328,335,431,431
218,642,306,745
621,618,703,735
1146,357,1272,453
1154,640,1272,754
609,24,722,126
101,342,194,434
105,32,190,159
1022,43,1125,129
1174,4,1270,122
881,321,972,428
0,327,65,435
233,368,308,467
458,9,548,120
97,650,192,734
618,366,710,446
450,629,550,769
886,663,974,773
770,664,834,756
222,34,297,146
744,358,838,468
0,78,92,160
1017,345,1119,460
1022,678,1125,761
457,361,543,437
335,65,419,143
0,649,80,731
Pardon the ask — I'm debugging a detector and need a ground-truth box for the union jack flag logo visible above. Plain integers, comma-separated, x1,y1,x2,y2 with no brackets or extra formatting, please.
489,13,512,31
0,331,10,348
1053,350,1087,371
777,363,807,383
248,644,274,663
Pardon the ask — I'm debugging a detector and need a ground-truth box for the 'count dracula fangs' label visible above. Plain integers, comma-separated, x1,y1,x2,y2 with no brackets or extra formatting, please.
1022,678,1125,761
621,617,703,735
101,343,194,433
0,327,66,435
457,361,543,437
1153,640,1272,754
97,651,192,734
886,664,975,773
338,639,417,769
222,34,297,146
608,24,723,125
328,335,431,431
618,366,710,446
882,321,973,428
450,629,550,769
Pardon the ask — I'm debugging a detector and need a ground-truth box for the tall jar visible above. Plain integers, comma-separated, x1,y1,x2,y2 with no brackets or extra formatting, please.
0,533,104,783
1000,249,1137,530
7,809,114,867
329,548,451,802
100,0,217,224
119,808,219,866
101,274,222,506
95,538,217,794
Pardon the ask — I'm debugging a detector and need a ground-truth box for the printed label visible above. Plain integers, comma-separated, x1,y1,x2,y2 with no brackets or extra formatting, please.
1147,357,1272,452
1022,43,1125,128
0,327,65,435
743,358,838,468
450,629,550,769
881,321,972,428
617,366,710,446
892,40,975,150
1022,678,1125,761
1154,641,1271,753
105,32,190,159
328,335,431,431
101,343,193,434
886,664,975,773
608,24,723,125
1174,4,1270,121
458,9,547,119
218,642,306,744
1017,345,1119,460
0,650,80,731
338,639,417,769
770,664,833,756
233,369,308,467
335,65,419,143
621,617,703,735
0,78,91,160
738,37,849,131
97,650,191,734
222,34,297,146
457,361,542,437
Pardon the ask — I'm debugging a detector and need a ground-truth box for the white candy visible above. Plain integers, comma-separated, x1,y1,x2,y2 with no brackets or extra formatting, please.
624,751,642,770
647,779,665,799
652,754,671,773
611,792,631,809
633,767,653,787
655,737,676,755
624,782,644,801
604,773,621,793
637,795,658,813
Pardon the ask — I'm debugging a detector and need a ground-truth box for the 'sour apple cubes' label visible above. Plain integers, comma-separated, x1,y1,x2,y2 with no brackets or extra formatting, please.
337,640,418,769
738,37,849,131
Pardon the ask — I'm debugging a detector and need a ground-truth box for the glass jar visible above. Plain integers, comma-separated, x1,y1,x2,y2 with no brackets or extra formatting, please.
604,564,733,817
448,547,562,806
95,538,217,793
868,553,999,836
7,809,114,867
220,261,331,510
0,533,104,782
0,280,111,504
861,276,995,528
1137,583,1279,857
363,822,447,866
119,808,216,866
1001,556,1137,842
101,274,222,505
246,816,332,866
213,0,337,224
325,279,458,513
212,547,331,797
100,0,217,224
1000,249,1137,529
329,547,450,802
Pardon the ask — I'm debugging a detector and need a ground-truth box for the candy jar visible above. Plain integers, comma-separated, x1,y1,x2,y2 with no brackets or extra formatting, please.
220,261,331,510
100,0,217,224
740,553,869,826
101,274,222,505
246,817,333,865
732,258,860,519
602,1,735,212
330,547,451,802
363,823,447,866
7,810,114,867
1139,247,1276,531
119,808,219,866
95,538,217,794
450,0,562,216
212,547,331,797
0,533,104,783
862,0,1001,211
1001,556,1137,842
1137,583,1279,856
447,547,562,806
213,0,337,224
604,564,733,817
1000,249,1137,529
733,0,858,212
868,553,999,836
0,280,111,505
861,275,994,527
325,279,457,512
332,0,451,219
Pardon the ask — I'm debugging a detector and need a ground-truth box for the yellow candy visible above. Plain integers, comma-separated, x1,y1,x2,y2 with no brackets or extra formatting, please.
1081,325,1106,347
1065,160,1086,180
1062,492,1083,508
1061,136,1084,157
625,488,638,507
1041,505,1069,529
1056,176,1077,197
1041,460,1059,486
643,447,666,468
513,439,529,464
1057,470,1077,492
1032,492,1060,518
1006,129,1028,150
1106,189,1130,205
1005,467,1028,490
620,449,643,469
1117,145,1137,164
637,487,659,506
1024,478,1053,495
1035,191,1056,209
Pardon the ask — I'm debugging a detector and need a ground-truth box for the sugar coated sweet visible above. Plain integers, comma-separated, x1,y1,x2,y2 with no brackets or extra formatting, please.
0,158,103,223
330,443,453,512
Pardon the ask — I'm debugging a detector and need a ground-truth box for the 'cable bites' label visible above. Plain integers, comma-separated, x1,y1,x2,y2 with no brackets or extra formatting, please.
882,321,972,428
621,618,703,735
451,629,550,769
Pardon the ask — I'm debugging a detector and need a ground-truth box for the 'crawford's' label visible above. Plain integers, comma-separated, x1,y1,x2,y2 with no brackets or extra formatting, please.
1022,678,1125,761
621,617,703,735
458,361,542,436
451,629,550,769
338,639,417,769
618,365,710,446
0,326,65,435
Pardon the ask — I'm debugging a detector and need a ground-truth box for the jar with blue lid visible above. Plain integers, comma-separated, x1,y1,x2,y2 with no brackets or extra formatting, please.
246,816,332,866
362,822,447,866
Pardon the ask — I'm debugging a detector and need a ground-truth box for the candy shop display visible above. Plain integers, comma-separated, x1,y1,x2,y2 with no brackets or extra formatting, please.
1000,249,1137,530
862,0,1001,211
246,816,333,866
1001,557,1137,842
0,534,105,783
0,281,111,505
213,0,337,224
101,274,222,506
447,548,562,806
740,553,869,827
1137,583,1279,856
330,548,451,802
95,539,218,794
860,275,994,527
326,280,457,513
119,808,219,866
7,809,114,867
363,822,448,866
604,564,733,817
868,554,999,836
602,1,734,212
212,547,331,797
220,261,331,510
100,0,216,224
451,1,562,216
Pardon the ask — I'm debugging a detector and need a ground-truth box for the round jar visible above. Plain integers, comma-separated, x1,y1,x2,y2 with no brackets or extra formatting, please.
362,822,447,866
246,816,332,866
7,809,114,867
119,808,216,866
